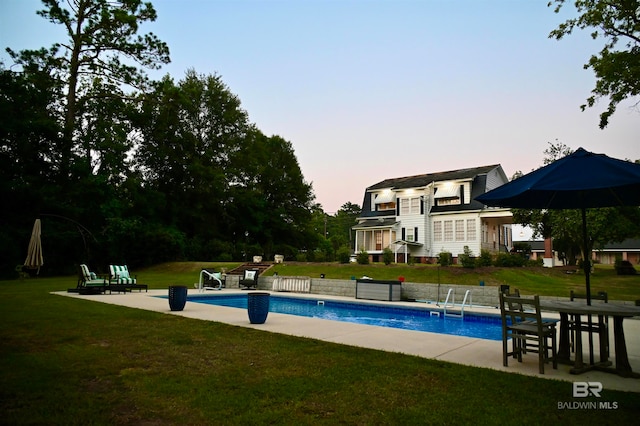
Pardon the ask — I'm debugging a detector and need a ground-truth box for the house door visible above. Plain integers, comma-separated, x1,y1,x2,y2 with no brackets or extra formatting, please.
375,231,382,250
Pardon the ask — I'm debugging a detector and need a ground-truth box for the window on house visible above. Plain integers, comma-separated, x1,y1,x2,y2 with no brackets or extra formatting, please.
455,220,465,241
434,185,462,206
376,202,396,211
411,197,419,213
444,220,453,241
400,197,421,215
434,221,442,241
437,198,461,206
406,228,414,241
373,192,396,211
400,199,409,215
466,219,476,241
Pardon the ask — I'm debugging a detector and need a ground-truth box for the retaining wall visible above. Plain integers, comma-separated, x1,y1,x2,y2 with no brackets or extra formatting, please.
234,275,502,306
225,275,636,307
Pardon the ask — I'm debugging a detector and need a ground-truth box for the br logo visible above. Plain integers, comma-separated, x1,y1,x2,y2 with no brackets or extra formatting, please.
573,382,602,398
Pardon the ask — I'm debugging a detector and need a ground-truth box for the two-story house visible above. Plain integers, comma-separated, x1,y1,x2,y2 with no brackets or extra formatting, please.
352,165,513,263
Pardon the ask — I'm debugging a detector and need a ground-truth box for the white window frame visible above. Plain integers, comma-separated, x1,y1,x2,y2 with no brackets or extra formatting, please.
444,220,453,242
455,220,465,241
466,219,476,241
433,221,442,242
406,228,415,242
400,197,421,215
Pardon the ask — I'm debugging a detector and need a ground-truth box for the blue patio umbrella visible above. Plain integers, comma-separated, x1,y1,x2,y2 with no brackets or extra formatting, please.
475,147,640,304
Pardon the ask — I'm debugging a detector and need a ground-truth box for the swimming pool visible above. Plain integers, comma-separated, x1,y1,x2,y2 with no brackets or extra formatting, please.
186,294,504,341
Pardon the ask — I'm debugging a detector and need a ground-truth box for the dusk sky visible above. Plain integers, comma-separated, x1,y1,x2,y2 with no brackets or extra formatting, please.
2,0,638,213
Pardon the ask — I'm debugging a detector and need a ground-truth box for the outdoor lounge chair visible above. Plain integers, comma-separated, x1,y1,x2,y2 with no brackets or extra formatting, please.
68,264,107,294
239,269,258,290
499,292,557,374
108,264,148,292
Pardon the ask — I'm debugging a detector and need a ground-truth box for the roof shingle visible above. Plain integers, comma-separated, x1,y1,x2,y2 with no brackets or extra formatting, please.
367,165,501,191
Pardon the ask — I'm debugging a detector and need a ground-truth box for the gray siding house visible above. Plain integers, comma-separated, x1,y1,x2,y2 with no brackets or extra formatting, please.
353,165,513,263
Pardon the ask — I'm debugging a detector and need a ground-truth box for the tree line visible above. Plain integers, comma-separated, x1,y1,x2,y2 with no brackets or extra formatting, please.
3,1,639,277
0,0,359,277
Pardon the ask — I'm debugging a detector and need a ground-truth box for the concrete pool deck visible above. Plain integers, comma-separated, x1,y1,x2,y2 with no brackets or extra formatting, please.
55,289,640,393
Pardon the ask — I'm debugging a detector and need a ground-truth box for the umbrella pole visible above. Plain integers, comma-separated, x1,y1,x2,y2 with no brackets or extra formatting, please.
582,207,591,306
582,207,596,363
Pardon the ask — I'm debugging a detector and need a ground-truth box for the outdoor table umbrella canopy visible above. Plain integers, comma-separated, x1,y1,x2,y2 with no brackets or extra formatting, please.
24,218,44,274
475,147,640,304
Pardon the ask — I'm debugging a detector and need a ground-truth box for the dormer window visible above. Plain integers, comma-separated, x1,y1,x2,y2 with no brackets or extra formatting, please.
434,184,462,206
374,191,396,211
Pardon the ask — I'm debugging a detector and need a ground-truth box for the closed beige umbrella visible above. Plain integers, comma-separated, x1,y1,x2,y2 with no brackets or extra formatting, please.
24,219,44,274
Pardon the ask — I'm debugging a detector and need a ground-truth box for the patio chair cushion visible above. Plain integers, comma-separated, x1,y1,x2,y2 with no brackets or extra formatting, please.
109,265,137,284
78,264,106,288
80,264,92,281
239,269,259,289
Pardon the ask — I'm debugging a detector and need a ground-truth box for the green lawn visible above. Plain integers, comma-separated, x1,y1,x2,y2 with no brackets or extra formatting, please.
137,261,640,301
1,263,639,424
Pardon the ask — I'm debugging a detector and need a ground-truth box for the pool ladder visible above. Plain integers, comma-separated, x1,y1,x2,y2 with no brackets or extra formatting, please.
443,288,472,319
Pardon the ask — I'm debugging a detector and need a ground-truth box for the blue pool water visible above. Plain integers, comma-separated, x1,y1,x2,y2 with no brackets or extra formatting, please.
186,294,503,341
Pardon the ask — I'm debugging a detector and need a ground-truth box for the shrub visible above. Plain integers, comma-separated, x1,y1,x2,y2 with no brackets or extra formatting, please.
493,252,525,267
476,249,493,267
316,239,334,262
382,247,394,265
217,252,232,262
437,251,452,266
336,246,351,264
314,250,326,262
458,246,475,268
614,259,637,275
526,258,544,267
356,250,370,265
577,258,593,271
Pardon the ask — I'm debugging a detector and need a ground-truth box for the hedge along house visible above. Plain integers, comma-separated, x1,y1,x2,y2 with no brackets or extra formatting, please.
352,165,513,263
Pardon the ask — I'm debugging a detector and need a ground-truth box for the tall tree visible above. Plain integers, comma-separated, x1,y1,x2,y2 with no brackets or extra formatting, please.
0,65,63,276
226,131,315,259
549,0,640,128
2,0,170,273
136,71,248,244
136,71,315,260
327,202,361,251
7,0,170,180
0,65,61,193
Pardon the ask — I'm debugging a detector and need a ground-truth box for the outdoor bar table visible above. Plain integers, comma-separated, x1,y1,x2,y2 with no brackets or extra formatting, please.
539,300,640,378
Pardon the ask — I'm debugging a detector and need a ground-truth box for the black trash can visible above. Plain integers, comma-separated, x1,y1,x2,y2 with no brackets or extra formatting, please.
168,285,188,311
247,292,270,324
